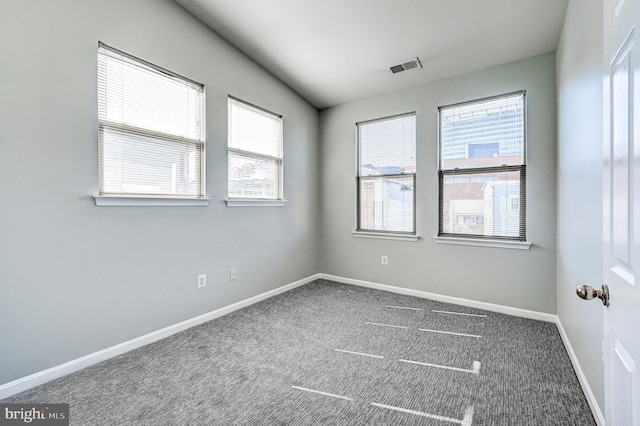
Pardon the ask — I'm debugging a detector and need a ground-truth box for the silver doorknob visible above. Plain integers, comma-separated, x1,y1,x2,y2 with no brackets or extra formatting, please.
576,284,610,306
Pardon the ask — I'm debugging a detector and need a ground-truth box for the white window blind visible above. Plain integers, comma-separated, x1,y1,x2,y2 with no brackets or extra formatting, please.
97,42,205,198
357,113,416,234
438,92,526,240
227,97,283,200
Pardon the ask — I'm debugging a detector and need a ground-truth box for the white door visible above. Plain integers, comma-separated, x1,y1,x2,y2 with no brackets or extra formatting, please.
603,0,640,423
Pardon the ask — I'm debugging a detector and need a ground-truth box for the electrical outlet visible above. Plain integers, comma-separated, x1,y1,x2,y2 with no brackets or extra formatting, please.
381,255,388,265
197,274,206,288
230,268,237,281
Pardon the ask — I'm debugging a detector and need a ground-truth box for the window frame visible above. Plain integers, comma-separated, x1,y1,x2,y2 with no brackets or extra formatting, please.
355,112,417,238
94,42,207,207
226,96,285,206
437,91,527,243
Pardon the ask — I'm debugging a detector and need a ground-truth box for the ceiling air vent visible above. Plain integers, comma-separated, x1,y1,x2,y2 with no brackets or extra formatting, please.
390,58,422,74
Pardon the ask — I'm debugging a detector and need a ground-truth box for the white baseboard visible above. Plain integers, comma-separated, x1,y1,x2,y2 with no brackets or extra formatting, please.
0,274,321,400
319,273,557,322
555,319,605,426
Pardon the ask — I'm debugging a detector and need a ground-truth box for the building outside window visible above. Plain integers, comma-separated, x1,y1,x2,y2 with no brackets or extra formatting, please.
357,113,416,234
438,91,526,240
227,97,283,201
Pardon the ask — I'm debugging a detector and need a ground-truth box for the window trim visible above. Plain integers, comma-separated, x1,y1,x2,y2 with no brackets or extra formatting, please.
93,195,210,207
437,91,527,243
355,112,417,236
353,230,420,242
225,199,287,207
433,236,531,250
226,96,284,204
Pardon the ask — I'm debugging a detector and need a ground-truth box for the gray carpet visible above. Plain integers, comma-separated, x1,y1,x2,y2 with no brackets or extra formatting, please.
2,279,596,425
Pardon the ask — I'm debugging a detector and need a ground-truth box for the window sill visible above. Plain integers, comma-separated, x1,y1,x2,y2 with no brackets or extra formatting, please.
93,196,210,207
225,199,287,207
433,236,531,250
352,231,420,242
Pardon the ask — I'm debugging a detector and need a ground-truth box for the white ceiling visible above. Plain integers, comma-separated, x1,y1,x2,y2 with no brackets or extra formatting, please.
175,0,569,110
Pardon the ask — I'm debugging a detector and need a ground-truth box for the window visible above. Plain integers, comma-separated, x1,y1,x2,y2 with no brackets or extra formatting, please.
96,43,205,203
357,113,416,234
227,97,283,203
438,92,526,241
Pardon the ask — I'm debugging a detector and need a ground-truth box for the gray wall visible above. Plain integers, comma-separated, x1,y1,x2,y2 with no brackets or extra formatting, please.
556,0,604,410
0,0,319,385
319,54,558,313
